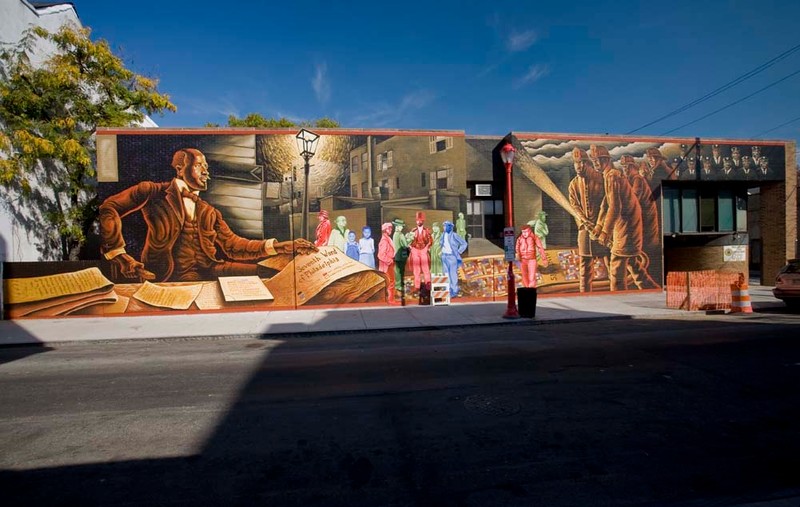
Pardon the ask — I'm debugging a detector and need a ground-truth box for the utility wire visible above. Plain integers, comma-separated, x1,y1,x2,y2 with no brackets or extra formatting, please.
752,115,800,138
660,68,800,135
627,42,800,134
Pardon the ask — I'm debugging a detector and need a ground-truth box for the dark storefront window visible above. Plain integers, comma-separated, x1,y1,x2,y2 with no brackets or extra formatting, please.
663,185,746,234
717,189,734,232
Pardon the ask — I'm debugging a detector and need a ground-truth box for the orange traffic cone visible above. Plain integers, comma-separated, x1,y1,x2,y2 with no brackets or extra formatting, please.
730,273,753,314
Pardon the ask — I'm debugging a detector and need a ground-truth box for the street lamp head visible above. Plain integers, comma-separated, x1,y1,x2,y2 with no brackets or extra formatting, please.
500,142,516,165
296,128,320,160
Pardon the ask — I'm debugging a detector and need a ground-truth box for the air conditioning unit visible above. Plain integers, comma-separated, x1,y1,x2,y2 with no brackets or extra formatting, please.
475,184,492,197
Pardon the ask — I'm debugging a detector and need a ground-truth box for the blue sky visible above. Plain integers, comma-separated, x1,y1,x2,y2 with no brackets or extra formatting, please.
74,0,800,143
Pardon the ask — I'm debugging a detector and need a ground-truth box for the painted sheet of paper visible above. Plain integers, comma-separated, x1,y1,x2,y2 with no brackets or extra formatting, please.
4,267,113,305
218,276,274,302
194,282,224,311
133,281,202,310
74,295,130,315
265,246,373,306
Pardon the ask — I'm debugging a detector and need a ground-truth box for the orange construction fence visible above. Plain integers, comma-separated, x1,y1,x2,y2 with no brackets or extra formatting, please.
666,270,742,311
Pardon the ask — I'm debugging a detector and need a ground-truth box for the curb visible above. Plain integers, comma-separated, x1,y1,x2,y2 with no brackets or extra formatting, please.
0,313,639,347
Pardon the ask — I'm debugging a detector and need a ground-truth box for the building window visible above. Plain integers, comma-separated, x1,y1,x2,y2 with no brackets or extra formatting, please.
681,188,698,232
429,136,453,154
717,189,734,232
361,182,368,197
736,195,747,232
395,177,400,189
663,185,745,234
699,190,715,232
351,184,359,197
376,150,393,171
429,167,453,190
663,187,680,233
351,155,359,173
466,199,503,239
466,200,483,239
421,173,426,187
361,152,368,171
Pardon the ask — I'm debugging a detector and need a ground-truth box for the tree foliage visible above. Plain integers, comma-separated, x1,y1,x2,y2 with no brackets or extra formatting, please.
0,25,176,260
221,113,340,129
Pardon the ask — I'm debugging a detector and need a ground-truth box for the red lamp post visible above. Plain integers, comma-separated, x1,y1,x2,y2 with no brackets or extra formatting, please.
500,142,519,319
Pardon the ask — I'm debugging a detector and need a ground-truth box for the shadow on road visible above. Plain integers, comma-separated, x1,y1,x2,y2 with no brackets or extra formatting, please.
0,321,53,366
2,314,800,506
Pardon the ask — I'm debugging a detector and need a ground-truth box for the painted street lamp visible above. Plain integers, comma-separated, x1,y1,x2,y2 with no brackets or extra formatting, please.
500,141,519,319
295,128,320,240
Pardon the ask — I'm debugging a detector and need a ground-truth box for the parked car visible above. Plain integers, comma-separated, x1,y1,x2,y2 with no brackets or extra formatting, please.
773,259,800,308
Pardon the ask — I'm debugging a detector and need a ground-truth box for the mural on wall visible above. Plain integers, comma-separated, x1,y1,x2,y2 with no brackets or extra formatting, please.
1,130,788,318
1,131,474,317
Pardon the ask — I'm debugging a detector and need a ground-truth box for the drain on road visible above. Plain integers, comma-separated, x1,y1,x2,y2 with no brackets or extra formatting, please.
463,394,520,416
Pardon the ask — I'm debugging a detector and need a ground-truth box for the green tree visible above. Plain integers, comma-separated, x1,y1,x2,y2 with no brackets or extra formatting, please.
224,113,340,128
0,26,176,260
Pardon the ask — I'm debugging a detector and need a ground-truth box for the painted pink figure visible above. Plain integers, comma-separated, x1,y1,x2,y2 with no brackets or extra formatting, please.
516,225,548,288
315,210,331,247
377,222,397,304
409,211,432,290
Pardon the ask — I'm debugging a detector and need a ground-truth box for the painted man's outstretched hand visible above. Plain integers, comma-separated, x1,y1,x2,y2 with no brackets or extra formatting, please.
274,238,318,255
111,253,156,280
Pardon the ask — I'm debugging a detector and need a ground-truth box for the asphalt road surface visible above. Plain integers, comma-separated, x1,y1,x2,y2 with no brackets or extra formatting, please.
2,312,800,506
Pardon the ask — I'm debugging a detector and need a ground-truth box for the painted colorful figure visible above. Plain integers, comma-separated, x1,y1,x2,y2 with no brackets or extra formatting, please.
315,210,332,247
456,212,468,240
345,231,359,261
358,226,375,268
440,220,467,297
328,215,350,252
430,222,443,274
516,225,548,288
377,222,397,304
392,218,409,292
531,210,549,249
409,211,432,291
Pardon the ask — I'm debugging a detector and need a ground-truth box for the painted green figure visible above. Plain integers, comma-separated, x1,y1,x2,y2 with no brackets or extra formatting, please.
328,215,350,252
456,212,468,241
430,222,443,274
392,218,409,291
530,210,549,249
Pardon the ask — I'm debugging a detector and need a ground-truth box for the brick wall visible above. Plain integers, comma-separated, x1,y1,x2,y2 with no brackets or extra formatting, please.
760,141,797,285
665,245,747,276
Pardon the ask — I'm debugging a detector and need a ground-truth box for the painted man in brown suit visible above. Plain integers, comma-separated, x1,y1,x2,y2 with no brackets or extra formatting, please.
100,148,315,282
567,147,608,292
589,145,658,291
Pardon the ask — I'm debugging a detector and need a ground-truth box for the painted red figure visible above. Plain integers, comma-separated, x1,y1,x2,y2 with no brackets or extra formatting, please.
515,225,548,288
377,222,397,304
409,211,432,291
315,210,332,247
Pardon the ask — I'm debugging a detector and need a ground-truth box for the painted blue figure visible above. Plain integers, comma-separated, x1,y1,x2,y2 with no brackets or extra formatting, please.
345,231,359,261
440,220,468,298
358,226,376,268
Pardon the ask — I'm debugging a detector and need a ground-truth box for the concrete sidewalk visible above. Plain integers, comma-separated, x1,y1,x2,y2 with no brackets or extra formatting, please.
0,284,785,346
